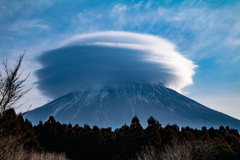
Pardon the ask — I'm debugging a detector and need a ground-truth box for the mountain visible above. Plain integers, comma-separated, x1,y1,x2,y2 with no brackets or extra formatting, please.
24,83,240,130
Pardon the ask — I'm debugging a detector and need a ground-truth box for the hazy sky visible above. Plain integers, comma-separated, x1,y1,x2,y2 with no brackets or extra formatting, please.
0,0,239,119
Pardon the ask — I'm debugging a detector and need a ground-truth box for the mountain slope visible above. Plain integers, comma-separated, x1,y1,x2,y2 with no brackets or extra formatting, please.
24,83,240,130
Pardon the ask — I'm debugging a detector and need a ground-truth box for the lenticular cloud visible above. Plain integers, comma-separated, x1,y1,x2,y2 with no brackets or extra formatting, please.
36,31,197,99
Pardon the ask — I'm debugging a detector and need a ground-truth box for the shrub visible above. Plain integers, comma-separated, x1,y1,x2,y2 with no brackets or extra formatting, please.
136,140,219,160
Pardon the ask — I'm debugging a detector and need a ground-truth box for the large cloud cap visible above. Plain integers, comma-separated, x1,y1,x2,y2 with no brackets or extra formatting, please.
36,31,197,99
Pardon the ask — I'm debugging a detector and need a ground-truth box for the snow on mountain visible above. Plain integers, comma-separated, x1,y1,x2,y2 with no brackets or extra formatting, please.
24,83,240,130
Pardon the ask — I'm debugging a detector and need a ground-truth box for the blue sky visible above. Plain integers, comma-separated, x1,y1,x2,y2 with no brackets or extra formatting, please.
0,0,239,119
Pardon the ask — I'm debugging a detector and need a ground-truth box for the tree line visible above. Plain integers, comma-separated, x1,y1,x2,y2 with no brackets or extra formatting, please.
1,109,240,160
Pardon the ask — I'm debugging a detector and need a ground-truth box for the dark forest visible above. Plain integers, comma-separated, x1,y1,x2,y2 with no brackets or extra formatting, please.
1,108,240,160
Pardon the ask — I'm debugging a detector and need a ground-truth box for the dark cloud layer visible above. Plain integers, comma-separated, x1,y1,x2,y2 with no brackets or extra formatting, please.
36,45,175,99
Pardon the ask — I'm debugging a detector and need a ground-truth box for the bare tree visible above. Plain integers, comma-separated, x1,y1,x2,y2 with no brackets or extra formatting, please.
136,144,160,160
160,140,219,160
0,53,33,160
136,140,219,160
0,53,30,114
0,53,69,160
0,136,70,160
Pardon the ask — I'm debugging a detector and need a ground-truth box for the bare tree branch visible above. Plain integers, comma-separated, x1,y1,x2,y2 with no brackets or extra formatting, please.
0,52,30,114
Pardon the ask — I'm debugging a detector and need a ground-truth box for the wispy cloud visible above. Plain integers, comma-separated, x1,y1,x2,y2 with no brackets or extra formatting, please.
9,19,51,33
111,4,128,28
134,1,143,9
105,2,240,62
0,0,54,21
145,0,153,8
112,4,128,14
